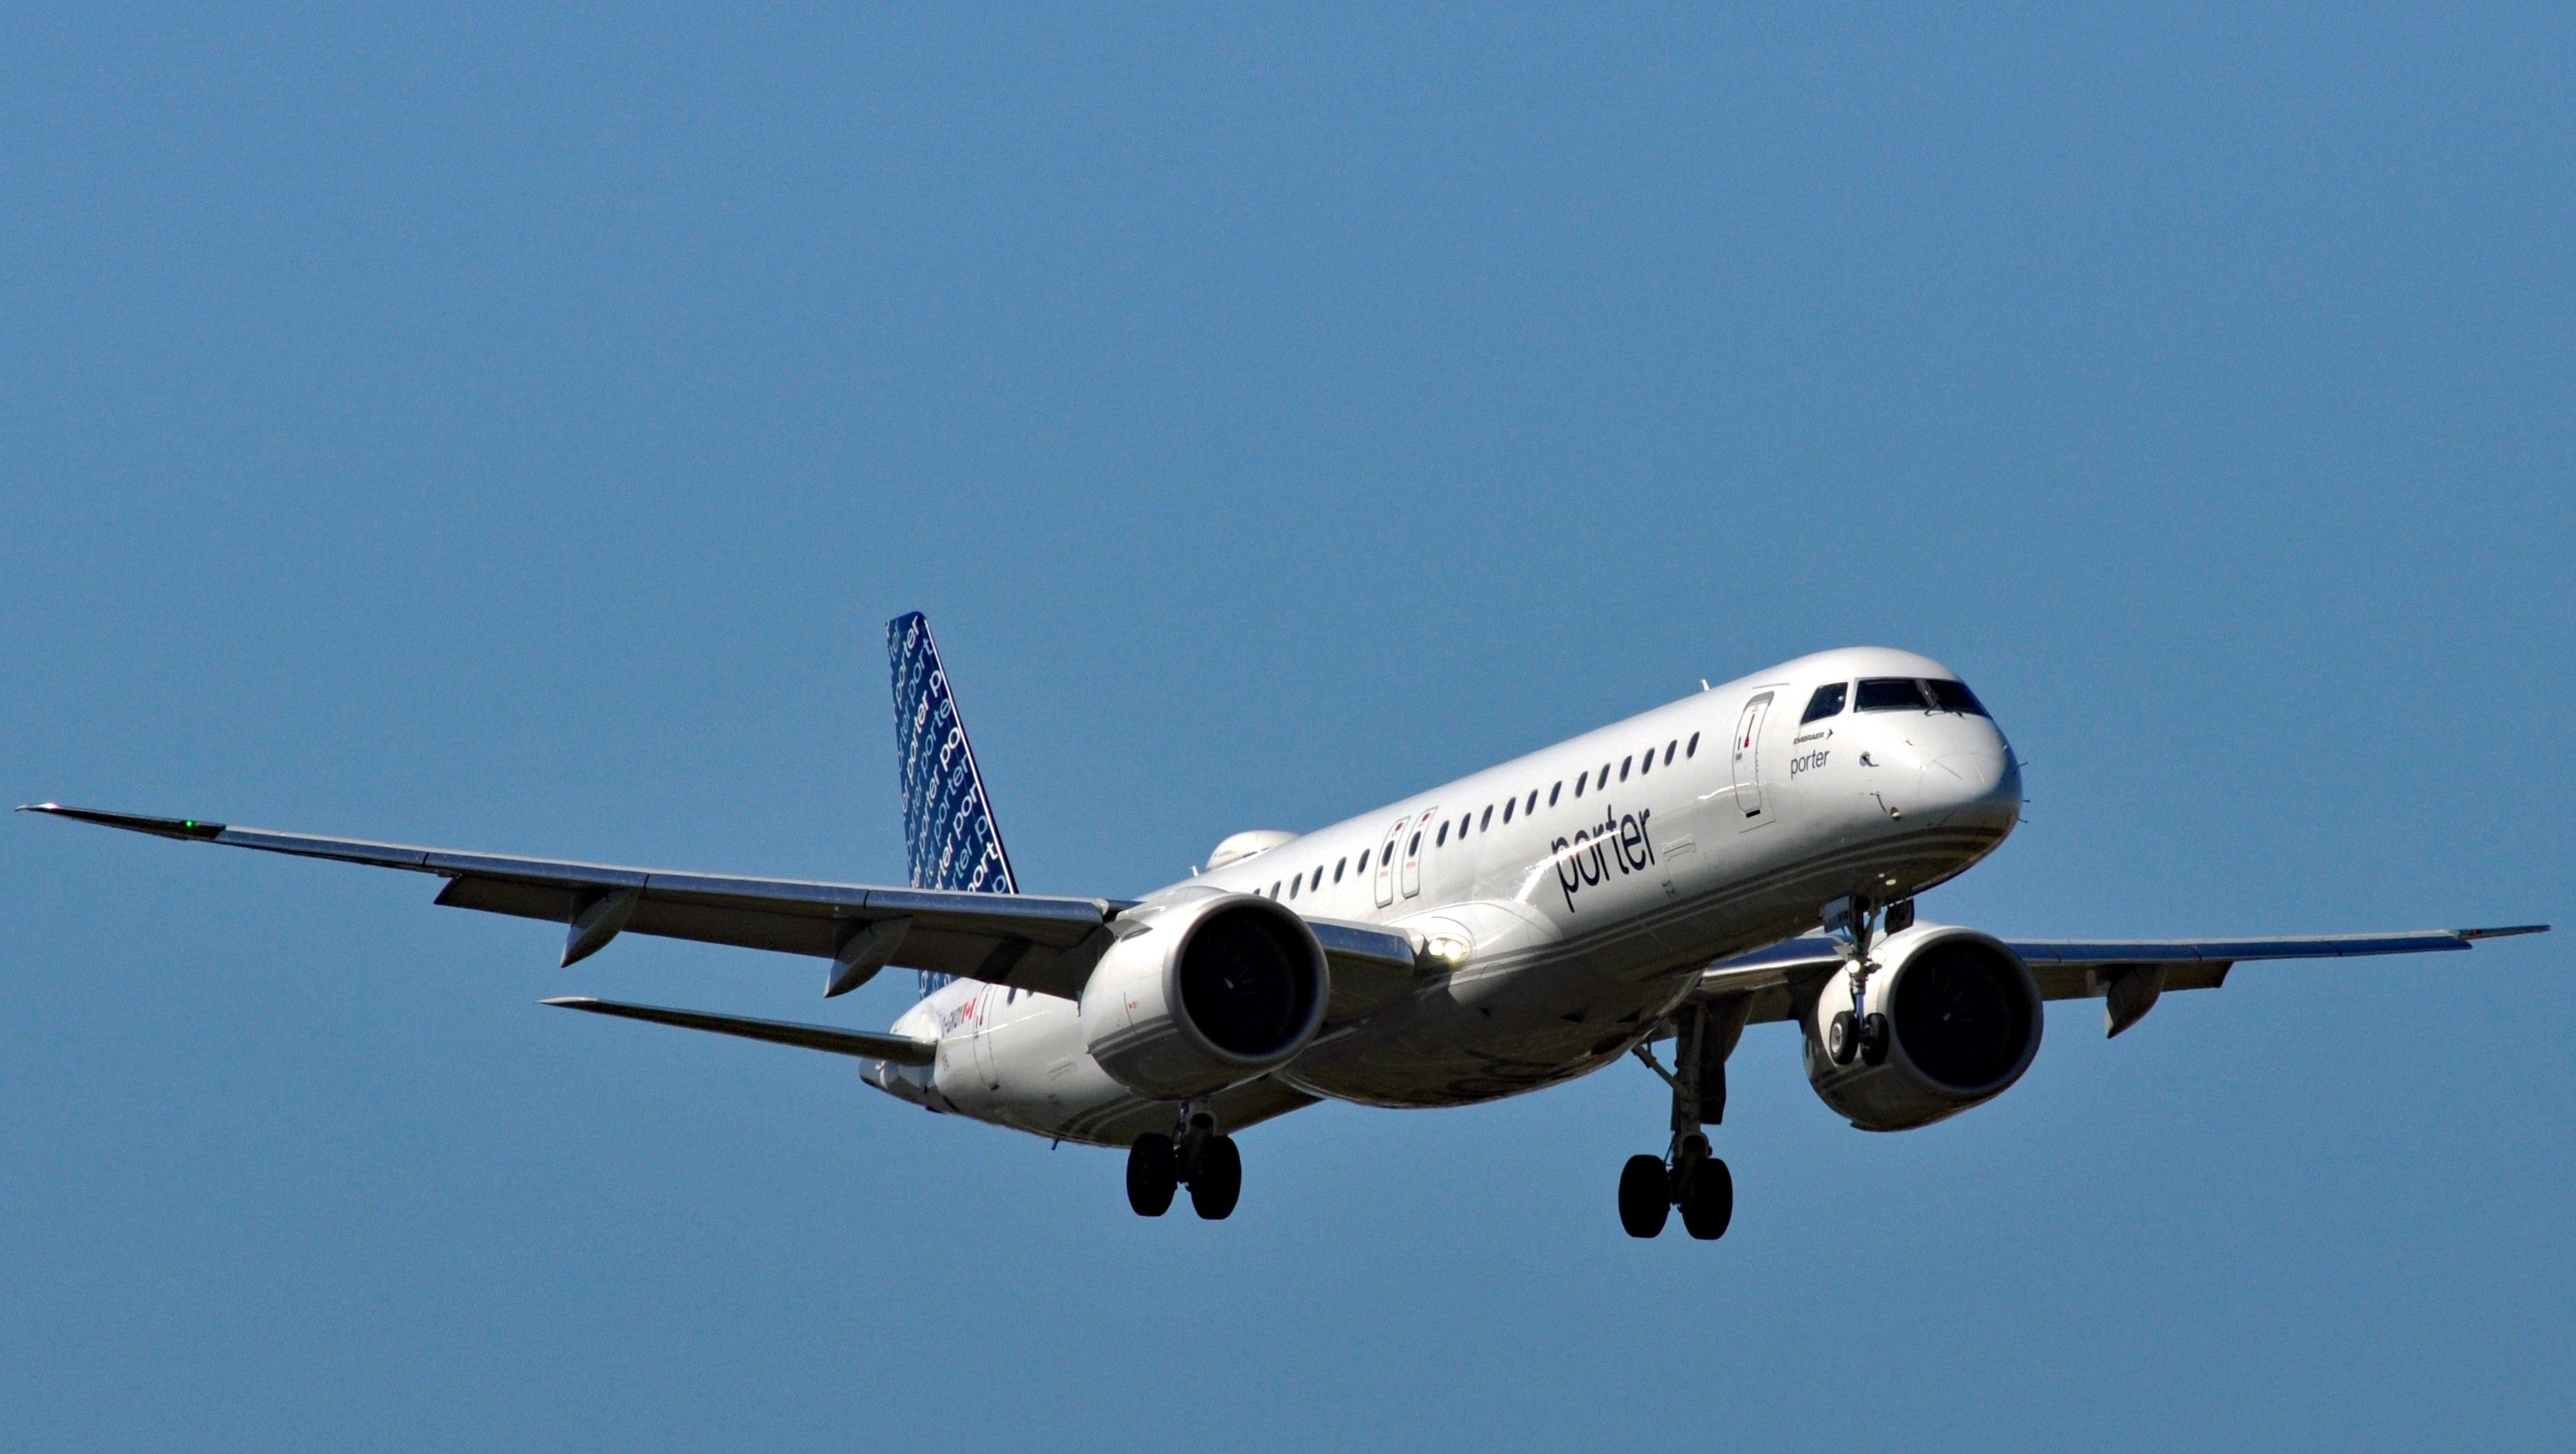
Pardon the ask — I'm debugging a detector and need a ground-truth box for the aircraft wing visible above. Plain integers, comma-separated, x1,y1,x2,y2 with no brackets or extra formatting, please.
1699,925,2547,1036
24,803,1121,999
23,802,1428,1009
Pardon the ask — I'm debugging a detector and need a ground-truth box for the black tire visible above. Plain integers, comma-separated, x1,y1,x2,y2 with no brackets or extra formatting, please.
1827,1010,1858,1065
1860,1013,1891,1067
1679,1157,1734,1240
1188,1134,1242,1220
1127,1133,1178,1217
1617,1154,1670,1238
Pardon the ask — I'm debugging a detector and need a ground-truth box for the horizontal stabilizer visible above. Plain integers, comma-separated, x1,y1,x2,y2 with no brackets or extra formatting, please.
541,996,938,1064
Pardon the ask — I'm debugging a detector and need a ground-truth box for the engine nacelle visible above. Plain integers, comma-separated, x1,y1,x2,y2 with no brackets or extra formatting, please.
1804,923,2043,1131
1079,893,1330,1101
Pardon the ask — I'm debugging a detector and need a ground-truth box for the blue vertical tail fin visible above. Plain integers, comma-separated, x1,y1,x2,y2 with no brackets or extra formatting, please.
887,614,1019,993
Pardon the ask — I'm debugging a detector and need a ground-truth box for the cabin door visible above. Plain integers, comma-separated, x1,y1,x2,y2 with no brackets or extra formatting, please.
1731,693,1774,823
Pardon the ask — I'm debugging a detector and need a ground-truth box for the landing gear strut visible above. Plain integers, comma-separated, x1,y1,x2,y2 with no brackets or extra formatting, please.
1127,1111,1241,1220
1824,894,1896,1067
1622,997,1750,1240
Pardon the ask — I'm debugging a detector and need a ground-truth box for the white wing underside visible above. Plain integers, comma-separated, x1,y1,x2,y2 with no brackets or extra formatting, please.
1698,926,2546,1035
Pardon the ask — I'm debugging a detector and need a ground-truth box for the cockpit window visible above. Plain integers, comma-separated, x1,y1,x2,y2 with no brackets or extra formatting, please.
1800,682,1847,724
1855,678,1930,712
1856,676,1991,717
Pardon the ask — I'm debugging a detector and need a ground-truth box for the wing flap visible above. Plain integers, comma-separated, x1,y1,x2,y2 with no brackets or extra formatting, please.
2027,960,2232,1002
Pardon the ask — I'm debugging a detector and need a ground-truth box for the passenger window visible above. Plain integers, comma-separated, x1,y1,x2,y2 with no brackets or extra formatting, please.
1503,798,1515,823
1408,831,1422,857
1549,783,1561,806
1800,681,1848,723
1288,876,1300,899
1857,677,1932,712
1926,679,1990,717
1575,771,1587,796
1271,881,1281,898
1382,842,1395,866
1598,762,1611,786
1334,858,1347,883
1479,806,1493,830
1686,732,1699,758
1311,864,1323,888
1437,822,1449,847
1638,749,1651,776
1620,756,1633,781
1528,790,1541,812
1665,741,1675,766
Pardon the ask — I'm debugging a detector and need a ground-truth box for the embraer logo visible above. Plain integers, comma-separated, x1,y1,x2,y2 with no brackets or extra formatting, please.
1552,804,1655,912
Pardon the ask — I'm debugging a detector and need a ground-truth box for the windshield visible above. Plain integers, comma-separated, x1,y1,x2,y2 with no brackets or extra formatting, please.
1855,677,1990,718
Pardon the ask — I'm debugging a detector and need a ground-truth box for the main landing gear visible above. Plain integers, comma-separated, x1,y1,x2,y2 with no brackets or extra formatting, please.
1621,997,1752,1240
1127,1111,1242,1220
1618,1141,1733,1240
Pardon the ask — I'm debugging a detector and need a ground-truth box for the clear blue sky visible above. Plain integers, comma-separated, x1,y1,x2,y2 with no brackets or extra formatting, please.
5,7,2569,1449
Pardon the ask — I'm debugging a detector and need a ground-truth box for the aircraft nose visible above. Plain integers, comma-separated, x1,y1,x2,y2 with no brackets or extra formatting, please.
1919,746,2021,834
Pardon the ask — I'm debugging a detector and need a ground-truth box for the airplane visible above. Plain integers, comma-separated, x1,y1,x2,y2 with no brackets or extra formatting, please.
24,611,2547,1239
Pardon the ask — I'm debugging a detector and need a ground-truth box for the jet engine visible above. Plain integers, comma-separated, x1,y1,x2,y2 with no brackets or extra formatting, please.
1803,923,2043,1131
1079,894,1330,1100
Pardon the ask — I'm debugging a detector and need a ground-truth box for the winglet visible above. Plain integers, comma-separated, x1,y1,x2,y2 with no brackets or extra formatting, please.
19,803,228,840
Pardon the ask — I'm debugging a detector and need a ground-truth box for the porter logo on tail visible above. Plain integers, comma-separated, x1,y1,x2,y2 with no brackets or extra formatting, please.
887,612,1019,992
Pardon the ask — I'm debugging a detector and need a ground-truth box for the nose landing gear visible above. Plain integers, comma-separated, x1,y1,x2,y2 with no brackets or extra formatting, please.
1824,894,1900,1067
1127,1111,1242,1220
1827,1008,1891,1067
1621,996,1751,1240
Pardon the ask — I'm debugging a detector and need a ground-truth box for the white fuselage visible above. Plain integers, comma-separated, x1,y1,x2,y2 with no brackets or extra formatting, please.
870,647,2023,1145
